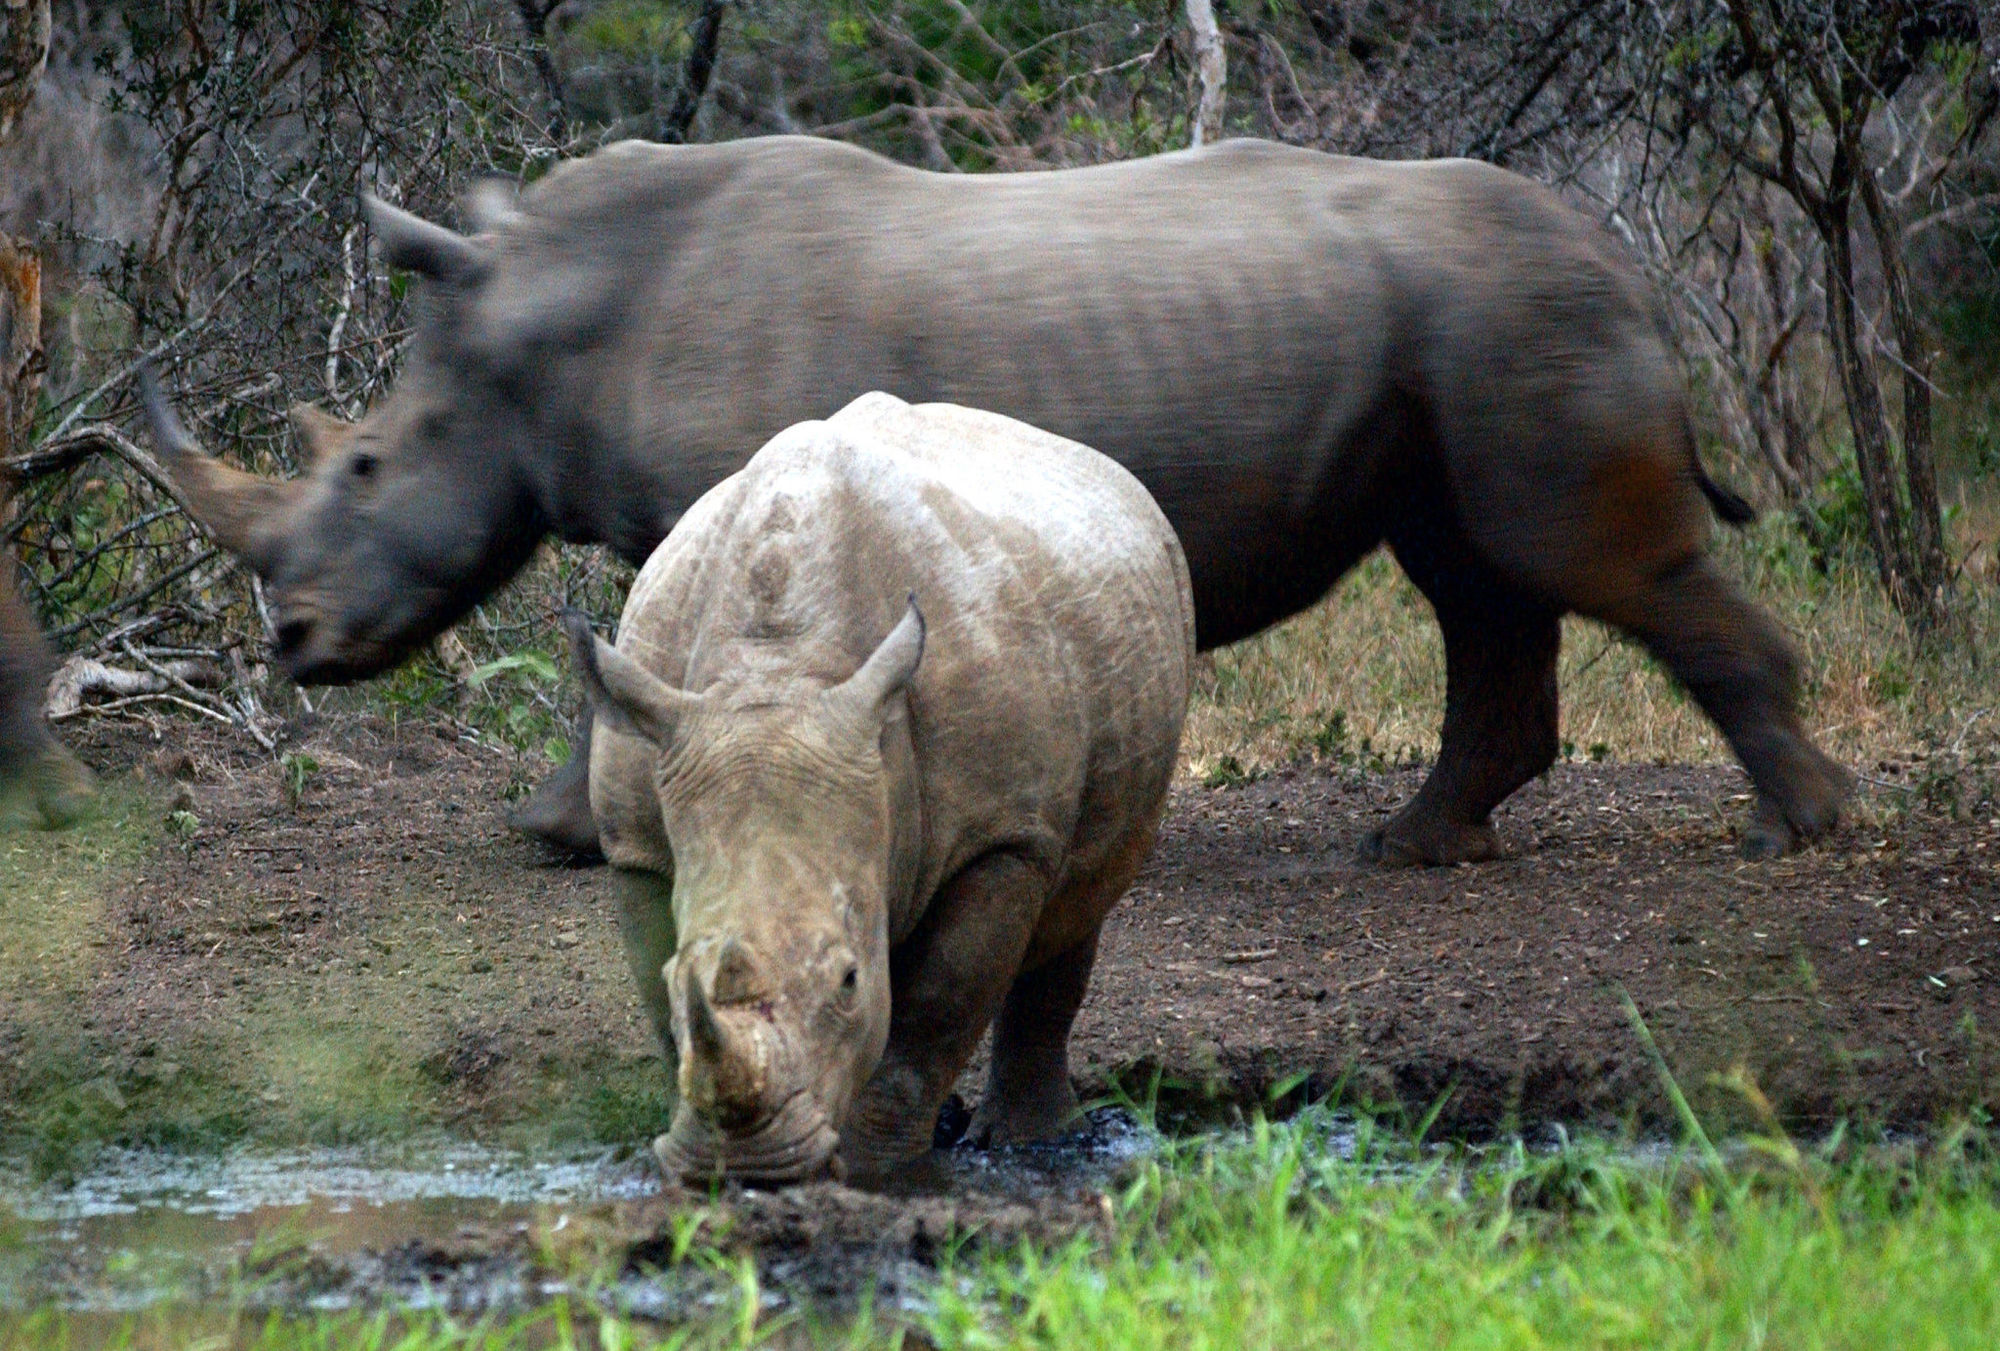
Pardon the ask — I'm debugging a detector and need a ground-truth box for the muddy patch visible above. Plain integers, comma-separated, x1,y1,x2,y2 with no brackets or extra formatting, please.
1,1111,1144,1317
6,712,1998,1160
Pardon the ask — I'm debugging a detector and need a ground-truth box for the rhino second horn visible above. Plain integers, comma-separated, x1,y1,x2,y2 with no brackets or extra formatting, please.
287,404,351,467
138,362,298,573
710,937,767,1006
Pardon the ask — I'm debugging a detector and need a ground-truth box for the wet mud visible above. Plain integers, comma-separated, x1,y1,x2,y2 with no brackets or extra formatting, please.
2,1113,1144,1318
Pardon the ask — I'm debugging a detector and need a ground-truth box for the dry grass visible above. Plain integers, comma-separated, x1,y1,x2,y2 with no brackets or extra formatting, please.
1183,514,2000,782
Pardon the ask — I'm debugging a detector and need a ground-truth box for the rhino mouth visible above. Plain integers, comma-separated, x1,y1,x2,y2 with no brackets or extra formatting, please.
655,1092,840,1187
268,595,447,687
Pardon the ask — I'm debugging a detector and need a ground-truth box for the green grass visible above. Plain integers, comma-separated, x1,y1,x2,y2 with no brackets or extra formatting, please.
14,1112,2000,1349
923,1117,2000,1350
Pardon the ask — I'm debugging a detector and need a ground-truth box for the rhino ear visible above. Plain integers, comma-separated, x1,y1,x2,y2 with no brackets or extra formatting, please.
826,596,925,731
287,404,350,468
362,193,490,285
563,609,698,749
462,178,521,236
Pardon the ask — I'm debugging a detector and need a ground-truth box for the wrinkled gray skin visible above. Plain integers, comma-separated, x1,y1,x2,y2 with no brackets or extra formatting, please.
571,394,1192,1184
146,135,1848,866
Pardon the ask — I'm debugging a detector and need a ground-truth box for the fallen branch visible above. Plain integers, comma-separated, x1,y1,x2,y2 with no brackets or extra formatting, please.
45,652,224,719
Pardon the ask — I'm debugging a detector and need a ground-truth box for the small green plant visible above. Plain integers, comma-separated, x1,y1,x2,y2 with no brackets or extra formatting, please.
278,751,320,810
166,808,200,840
1200,754,1261,789
1308,708,1349,761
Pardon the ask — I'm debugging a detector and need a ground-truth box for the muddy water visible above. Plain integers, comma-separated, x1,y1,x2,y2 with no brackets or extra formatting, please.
0,1109,1160,1319
0,1145,661,1313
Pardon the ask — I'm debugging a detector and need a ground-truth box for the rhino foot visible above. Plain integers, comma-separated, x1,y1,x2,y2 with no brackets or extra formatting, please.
506,760,603,861
1740,747,1851,860
1356,818,1503,869
967,1079,1083,1148
0,744,94,831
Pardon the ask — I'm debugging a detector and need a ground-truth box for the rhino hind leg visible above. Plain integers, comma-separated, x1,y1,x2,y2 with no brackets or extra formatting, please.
1592,555,1849,858
1361,570,1560,868
507,700,604,860
968,932,1100,1148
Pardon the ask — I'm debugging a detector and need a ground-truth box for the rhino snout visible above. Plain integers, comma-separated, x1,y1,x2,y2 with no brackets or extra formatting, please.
273,613,316,664
656,1089,840,1186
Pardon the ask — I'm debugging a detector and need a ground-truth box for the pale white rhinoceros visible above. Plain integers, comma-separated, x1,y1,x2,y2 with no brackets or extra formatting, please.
567,392,1193,1184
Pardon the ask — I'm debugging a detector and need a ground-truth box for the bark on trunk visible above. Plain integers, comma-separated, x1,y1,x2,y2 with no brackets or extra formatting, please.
0,231,39,464
1186,0,1226,147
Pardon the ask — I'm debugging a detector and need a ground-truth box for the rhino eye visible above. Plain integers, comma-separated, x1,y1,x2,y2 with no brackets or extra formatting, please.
351,452,378,480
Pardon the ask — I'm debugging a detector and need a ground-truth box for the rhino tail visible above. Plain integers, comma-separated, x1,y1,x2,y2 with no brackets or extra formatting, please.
1678,410,1756,528
1698,470,1756,528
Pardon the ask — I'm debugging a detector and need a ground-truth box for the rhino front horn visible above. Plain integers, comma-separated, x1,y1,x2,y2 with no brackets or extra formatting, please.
684,975,769,1125
685,971,724,1058
139,362,298,575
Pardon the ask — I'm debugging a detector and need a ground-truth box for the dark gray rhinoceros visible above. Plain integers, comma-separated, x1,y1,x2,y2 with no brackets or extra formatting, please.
573,392,1192,1182
145,134,1848,865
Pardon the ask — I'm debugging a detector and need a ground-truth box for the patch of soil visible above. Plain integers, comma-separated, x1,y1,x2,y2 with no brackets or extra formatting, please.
1078,760,2000,1135
34,713,2000,1140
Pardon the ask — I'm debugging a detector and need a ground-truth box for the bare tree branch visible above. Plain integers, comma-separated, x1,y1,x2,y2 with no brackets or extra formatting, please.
657,0,728,144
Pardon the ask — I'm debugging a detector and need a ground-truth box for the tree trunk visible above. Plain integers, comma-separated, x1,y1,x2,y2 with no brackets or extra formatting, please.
0,0,49,142
657,0,728,145
1186,0,1226,147
1859,166,1949,628
0,232,39,462
1804,115,1950,636
511,0,569,143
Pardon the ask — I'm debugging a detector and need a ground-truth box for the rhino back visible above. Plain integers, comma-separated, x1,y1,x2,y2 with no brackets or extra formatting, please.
592,396,1192,925
483,136,1672,647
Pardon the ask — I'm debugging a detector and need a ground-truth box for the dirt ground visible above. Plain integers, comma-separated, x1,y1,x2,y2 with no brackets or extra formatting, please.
8,711,1999,1153
5,709,1997,1315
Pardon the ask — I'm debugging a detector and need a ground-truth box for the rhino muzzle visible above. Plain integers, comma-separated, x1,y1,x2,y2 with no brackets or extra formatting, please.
655,1087,841,1186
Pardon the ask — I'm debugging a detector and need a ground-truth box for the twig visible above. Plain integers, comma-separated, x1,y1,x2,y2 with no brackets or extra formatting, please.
1950,708,1991,759
51,690,236,726
41,241,283,447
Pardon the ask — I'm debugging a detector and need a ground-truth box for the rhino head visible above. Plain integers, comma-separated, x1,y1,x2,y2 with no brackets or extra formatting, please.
566,602,926,1185
139,193,565,685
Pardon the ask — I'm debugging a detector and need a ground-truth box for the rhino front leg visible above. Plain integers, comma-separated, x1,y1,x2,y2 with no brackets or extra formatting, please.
968,931,1100,1147
840,848,1049,1181
0,570,91,830
507,698,605,859
614,867,680,1078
